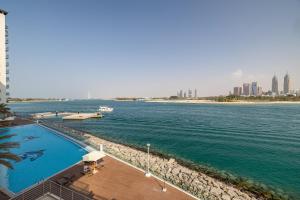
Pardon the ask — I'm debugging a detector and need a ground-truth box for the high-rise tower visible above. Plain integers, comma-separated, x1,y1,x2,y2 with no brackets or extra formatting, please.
0,9,9,103
188,89,192,98
283,73,290,94
272,75,279,95
233,87,242,96
251,82,258,96
179,90,183,98
242,83,250,96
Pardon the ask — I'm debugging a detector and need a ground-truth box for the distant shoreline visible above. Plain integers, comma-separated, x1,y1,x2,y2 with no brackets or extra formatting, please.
8,99,69,103
8,100,59,103
145,99,300,105
8,98,300,105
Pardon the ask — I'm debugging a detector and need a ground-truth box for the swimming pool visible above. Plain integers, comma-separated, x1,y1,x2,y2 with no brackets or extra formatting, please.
0,124,87,193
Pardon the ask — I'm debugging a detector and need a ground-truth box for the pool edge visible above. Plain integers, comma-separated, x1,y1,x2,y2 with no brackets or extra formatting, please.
2,123,92,198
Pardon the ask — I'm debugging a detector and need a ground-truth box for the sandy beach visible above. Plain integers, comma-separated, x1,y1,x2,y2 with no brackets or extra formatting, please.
145,99,300,105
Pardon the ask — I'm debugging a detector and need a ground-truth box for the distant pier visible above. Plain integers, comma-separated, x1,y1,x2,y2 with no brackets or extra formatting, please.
32,112,102,120
62,113,102,120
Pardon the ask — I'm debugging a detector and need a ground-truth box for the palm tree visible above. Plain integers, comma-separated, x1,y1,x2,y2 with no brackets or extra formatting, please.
0,134,20,169
0,103,10,115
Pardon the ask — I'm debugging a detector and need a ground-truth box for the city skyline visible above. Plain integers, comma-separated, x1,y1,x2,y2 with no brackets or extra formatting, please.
232,72,297,97
1,0,300,99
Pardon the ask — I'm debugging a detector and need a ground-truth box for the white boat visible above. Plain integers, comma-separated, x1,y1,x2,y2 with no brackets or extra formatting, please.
99,106,114,112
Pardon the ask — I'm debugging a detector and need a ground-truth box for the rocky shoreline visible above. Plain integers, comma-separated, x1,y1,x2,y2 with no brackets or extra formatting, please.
41,121,287,200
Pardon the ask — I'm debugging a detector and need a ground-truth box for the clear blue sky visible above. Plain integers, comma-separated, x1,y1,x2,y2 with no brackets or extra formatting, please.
2,0,300,98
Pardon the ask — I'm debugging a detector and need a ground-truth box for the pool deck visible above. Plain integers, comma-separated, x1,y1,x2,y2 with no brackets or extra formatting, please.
0,191,10,200
0,117,33,127
51,156,196,200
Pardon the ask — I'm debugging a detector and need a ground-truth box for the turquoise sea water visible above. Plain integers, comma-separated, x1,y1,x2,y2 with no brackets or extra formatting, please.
0,124,86,193
9,100,300,198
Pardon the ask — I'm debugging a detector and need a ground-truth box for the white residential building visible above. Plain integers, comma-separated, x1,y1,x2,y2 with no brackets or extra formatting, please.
0,9,9,103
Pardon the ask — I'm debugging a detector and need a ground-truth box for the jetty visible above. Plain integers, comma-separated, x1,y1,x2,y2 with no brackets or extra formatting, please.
62,113,102,120
32,112,102,120
32,112,74,119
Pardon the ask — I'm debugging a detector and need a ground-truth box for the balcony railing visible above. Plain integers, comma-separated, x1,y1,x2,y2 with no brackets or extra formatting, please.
10,180,93,200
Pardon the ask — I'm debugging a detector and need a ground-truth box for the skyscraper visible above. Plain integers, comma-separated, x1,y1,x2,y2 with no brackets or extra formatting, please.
296,89,300,97
251,82,258,96
257,87,263,96
272,75,279,95
243,83,250,96
194,89,197,98
179,90,183,98
188,89,192,98
284,73,290,94
0,9,8,103
233,87,242,96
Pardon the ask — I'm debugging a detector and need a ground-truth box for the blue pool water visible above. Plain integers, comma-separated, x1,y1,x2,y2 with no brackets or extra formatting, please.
0,124,87,193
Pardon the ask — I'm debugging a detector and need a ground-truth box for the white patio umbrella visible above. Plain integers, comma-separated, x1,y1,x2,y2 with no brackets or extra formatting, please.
82,151,106,162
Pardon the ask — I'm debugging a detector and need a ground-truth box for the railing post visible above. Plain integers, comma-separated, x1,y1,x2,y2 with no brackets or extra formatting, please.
50,182,52,194
60,185,62,200
43,181,45,195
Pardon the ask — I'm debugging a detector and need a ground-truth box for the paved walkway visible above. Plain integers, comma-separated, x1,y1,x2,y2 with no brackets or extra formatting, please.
53,156,196,200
